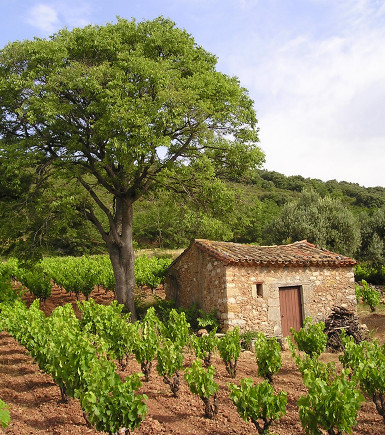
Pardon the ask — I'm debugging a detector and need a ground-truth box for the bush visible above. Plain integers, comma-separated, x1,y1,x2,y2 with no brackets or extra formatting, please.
150,298,219,332
184,359,218,419
298,368,364,435
190,328,219,367
240,330,259,351
156,338,184,397
163,309,190,349
0,274,18,304
254,333,282,383
0,259,23,304
355,263,385,285
16,265,52,302
229,378,287,434
289,317,327,358
217,327,241,378
355,279,381,312
0,399,10,428
131,307,162,382
340,332,385,424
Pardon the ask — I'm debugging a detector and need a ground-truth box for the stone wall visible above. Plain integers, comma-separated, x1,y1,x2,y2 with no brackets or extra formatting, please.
164,245,227,313
165,247,356,338
223,264,356,336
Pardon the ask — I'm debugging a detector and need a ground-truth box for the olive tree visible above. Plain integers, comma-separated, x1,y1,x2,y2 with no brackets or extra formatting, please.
0,17,263,318
265,189,361,257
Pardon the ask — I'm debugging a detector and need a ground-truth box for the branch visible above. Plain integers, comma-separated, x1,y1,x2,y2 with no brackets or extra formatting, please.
77,176,120,242
83,206,109,244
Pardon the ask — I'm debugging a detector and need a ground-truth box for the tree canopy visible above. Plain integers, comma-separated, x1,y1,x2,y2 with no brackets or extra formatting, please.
265,189,361,257
0,17,263,317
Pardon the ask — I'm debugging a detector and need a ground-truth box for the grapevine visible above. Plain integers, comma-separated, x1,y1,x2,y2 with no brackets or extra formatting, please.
254,333,282,383
229,378,287,434
184,359,219,419
217,327,241,378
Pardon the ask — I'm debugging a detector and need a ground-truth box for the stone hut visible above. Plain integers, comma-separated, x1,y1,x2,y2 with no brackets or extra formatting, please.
164,239,357,337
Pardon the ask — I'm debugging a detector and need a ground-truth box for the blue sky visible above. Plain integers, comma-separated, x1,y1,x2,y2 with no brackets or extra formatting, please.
1,0,385,187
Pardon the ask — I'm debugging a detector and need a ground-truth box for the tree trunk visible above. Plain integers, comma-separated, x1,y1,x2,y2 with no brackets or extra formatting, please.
107,198,137,321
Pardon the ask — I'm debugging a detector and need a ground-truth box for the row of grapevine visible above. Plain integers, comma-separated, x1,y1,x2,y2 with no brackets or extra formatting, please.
76,300,288,429
2,293,385,434
2,254,172,300
287,316,385,434
0,300,147,434
135,255,173,293
0,295,289,433
72,300,289,430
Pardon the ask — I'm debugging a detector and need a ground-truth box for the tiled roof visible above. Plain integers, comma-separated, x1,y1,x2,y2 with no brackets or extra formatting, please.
193,239,356,267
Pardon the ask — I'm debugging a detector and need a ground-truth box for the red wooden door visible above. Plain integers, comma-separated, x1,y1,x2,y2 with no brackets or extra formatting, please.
279,286,303,337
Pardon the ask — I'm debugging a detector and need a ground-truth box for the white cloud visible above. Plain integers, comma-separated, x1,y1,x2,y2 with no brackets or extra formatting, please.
25,1,93,35
221,1,385,186
27,3,60,33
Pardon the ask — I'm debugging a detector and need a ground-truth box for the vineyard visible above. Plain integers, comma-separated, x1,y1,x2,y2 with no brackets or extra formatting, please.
0,257,385,434
0,254,173,303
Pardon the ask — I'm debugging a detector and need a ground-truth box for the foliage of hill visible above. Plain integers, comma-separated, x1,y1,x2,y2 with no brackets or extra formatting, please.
133,169,385,268
2,165,385,281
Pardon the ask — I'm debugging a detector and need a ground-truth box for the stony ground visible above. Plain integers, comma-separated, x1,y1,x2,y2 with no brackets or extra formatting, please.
1,286,385,434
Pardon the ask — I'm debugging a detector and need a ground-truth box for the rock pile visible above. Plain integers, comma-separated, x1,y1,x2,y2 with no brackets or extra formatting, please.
324,306,368,352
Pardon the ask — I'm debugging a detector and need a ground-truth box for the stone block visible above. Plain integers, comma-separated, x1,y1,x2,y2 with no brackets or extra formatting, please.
268,306,281,322
268,298,280,307
228,304,241,313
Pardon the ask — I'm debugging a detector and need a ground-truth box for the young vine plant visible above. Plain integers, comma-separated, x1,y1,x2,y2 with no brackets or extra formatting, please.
217,327,241,378
184,359,219,419
229,378,287,434
254,333,282,383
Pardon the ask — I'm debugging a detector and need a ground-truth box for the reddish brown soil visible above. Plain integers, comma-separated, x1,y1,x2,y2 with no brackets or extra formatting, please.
1,287,384,434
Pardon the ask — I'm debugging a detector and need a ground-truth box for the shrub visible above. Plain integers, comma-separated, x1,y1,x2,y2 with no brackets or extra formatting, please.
229,378,287,434
16,265,52,302
298,368,364,435
240,330,259,351
184,359,218,419
156,338,184,397
355,263,385,285
150,298,218,332
163,309,190,349
131,307,162,382
254,333,282,383
0,272,19,304
340,331,385,424
190,328,219,367
289,317,327,358
355,279,381,312
0,399,10,428
217,327,241,378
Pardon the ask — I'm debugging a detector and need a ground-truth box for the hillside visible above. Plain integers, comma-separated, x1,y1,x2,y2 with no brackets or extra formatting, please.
132,169,385,274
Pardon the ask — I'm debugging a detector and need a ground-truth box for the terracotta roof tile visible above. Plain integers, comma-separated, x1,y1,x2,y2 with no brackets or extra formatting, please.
193,239,356,267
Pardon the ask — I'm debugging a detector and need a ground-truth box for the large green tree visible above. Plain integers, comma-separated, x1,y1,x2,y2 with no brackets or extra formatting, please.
0,17,263,318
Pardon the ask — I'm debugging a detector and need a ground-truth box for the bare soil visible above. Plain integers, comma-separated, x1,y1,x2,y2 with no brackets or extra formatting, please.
1,286,384,434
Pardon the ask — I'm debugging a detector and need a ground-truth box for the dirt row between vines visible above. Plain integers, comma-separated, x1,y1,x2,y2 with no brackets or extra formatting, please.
1,286,384,434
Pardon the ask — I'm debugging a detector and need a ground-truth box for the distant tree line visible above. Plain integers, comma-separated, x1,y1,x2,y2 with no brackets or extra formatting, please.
2,163,385,278
132,169,385,270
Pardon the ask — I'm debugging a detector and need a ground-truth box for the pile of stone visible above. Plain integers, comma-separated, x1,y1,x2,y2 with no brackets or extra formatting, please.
324,306,368,352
